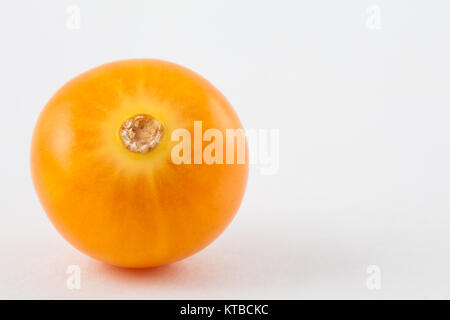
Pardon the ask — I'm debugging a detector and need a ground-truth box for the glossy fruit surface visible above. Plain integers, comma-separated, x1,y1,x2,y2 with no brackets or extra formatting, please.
31,59,248,268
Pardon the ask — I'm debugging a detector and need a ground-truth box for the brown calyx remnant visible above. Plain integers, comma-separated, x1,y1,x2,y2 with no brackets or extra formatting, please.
119,114,164,153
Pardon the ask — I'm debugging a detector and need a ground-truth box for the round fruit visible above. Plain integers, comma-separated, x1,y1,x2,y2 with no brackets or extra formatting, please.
31,59,248,268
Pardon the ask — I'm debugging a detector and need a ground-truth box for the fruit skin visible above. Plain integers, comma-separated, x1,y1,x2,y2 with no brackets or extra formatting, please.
31,59,248,268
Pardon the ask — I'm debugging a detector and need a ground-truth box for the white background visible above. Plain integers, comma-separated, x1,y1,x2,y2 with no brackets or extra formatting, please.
1,0,450,299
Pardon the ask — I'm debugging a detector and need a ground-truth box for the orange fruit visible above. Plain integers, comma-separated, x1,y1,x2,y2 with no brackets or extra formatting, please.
30,59,248,268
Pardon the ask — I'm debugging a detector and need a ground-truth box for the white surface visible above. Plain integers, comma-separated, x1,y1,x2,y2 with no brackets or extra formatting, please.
1,0,450,299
